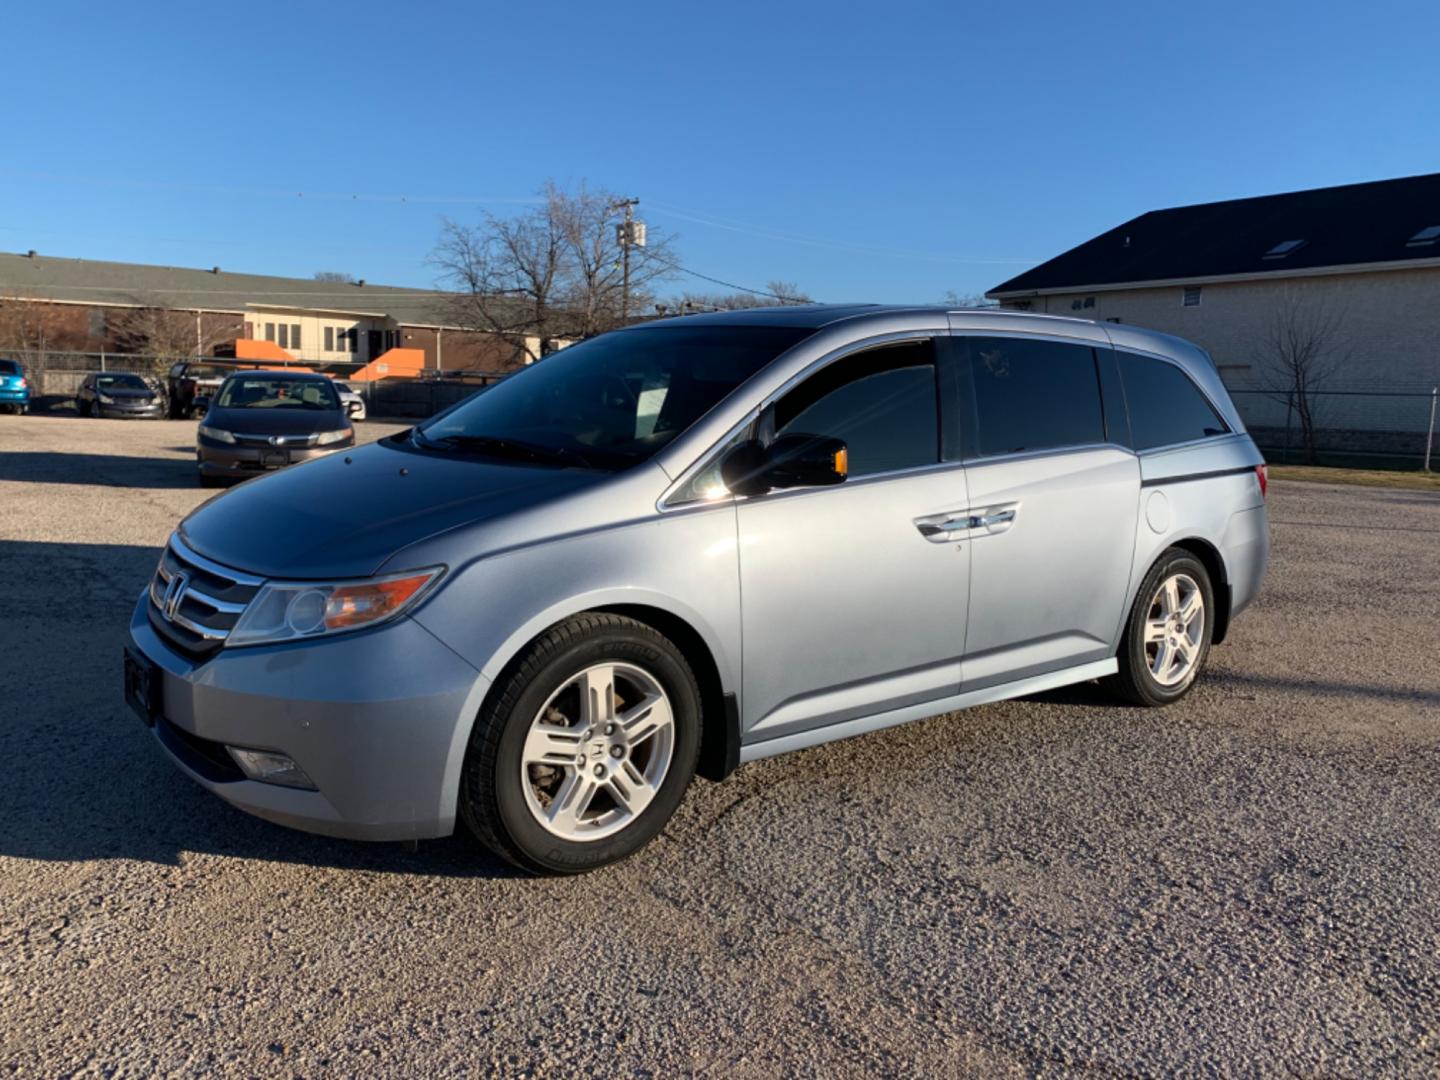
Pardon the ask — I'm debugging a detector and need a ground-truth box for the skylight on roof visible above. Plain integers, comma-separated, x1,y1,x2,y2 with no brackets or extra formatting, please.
1406,225,1440,247
1262,239,1307,260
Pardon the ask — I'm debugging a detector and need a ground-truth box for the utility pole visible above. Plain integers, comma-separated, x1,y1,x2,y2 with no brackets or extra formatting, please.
613,197,645,323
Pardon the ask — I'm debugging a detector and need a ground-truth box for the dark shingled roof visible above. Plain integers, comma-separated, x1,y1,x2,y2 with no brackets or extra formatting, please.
989,172,1440,297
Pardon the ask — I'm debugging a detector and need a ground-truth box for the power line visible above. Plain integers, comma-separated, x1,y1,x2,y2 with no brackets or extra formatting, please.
657,261,810,302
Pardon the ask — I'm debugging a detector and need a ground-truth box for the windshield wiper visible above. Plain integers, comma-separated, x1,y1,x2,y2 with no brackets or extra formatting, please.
426,433,598,469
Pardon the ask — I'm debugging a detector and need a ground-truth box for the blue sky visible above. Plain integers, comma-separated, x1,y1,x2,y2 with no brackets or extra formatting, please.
4,1,1438,303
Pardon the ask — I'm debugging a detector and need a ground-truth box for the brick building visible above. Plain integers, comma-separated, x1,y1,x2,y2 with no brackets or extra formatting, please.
0,251,533,372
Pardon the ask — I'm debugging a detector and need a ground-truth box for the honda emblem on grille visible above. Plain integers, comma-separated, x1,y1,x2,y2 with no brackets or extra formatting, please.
268,435,284,447
161,571,189,622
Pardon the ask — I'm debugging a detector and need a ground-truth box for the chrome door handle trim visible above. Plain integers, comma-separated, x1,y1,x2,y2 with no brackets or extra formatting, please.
914,517,970,540
973,508,1016,528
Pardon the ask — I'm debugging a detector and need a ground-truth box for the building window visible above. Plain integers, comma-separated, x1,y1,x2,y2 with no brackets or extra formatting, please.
291,324,301,349
324,327,334,352
278,324,289,349
264,323,275,342
1262,239,1306,260
1182,286,1202,307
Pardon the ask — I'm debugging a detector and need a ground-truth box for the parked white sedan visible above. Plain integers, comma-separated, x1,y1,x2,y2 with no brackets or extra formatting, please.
335,380,366,421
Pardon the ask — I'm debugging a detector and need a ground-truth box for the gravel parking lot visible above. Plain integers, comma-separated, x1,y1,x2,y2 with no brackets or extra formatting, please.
2,412,1438,1076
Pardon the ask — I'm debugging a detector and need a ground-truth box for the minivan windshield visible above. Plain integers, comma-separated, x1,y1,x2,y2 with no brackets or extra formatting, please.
217,376,341,411
415,325,814,469
0,359,21,376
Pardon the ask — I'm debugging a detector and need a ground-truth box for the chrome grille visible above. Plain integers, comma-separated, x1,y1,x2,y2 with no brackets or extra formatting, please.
147,536,263,657
232,432,319,448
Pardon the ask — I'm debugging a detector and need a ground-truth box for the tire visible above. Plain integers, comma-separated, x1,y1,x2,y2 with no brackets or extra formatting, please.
199,474,224,488
1104,548,1215,707
459,613,701,875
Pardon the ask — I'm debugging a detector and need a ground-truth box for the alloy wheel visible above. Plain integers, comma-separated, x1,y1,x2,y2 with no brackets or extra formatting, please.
519,662,675,842
1143,572,1205,687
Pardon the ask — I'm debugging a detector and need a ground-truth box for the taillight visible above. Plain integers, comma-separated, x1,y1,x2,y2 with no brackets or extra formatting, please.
1255,464,1268,499
15,378,25,389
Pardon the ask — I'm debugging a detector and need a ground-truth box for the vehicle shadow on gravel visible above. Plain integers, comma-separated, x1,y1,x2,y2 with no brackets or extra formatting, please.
0,538,523,879
0,451,198,489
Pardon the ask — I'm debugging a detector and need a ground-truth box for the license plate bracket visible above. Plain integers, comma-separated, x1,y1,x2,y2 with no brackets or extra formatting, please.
123,646,161,726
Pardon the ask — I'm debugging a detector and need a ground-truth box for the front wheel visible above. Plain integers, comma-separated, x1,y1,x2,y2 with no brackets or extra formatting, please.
459,614,701,874
1105,548,1214,707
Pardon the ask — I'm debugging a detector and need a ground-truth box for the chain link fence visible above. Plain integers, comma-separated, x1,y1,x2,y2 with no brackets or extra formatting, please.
1229,386,1439,470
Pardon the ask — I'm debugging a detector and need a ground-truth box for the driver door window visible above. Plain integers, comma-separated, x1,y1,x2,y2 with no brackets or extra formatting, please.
772,340,939,476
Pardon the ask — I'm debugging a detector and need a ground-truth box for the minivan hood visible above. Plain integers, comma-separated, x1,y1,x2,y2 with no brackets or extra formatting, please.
204,406,345,436
179,437,607,579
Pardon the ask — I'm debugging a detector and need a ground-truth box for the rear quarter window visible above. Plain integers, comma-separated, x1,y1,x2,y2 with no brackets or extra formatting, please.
1118,352,1229,450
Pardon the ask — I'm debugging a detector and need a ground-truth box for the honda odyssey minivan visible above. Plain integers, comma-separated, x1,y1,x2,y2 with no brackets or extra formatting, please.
124,306,1269,873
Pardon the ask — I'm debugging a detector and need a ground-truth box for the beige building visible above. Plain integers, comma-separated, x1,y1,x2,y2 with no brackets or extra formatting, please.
988,173,1440,462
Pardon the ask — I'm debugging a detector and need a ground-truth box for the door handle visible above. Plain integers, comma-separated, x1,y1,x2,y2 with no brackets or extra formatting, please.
914,516,970,541
914,504,1019,543
973,508,1015,528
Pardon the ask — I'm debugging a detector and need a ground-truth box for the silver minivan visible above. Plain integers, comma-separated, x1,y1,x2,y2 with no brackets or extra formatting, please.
124,306,1269,873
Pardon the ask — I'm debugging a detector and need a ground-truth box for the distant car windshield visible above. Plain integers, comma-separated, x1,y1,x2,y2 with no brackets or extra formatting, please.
0,359,21,376
217,376,340,411
415,325,814,469
96,374,149,391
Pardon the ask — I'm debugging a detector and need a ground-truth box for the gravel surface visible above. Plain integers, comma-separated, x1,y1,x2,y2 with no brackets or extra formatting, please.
2,413,1438,1077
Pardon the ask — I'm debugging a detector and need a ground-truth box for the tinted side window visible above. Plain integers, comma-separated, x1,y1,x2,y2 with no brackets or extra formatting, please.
1118,352,1229,450
965,337,1105,456
774,341,938,477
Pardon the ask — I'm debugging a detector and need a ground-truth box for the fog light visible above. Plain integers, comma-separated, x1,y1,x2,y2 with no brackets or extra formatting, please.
226,747,316,790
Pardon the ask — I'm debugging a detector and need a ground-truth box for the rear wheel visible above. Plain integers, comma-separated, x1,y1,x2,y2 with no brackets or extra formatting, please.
1105,548,1214,707
459,613,700,874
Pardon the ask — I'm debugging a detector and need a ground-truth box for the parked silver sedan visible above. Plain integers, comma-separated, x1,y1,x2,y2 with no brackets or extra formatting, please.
124,305,1268,873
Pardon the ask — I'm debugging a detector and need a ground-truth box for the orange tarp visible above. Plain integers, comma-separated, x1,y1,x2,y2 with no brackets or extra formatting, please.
346,348,426,383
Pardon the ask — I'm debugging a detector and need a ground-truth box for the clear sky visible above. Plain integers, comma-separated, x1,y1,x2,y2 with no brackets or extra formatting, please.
4,0,1438,304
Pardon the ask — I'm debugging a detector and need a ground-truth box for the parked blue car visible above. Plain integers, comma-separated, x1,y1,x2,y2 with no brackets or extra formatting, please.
0,358,30,414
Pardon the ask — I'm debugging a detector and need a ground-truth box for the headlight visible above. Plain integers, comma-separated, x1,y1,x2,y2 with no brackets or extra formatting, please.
316,426,353,446
198,424,236,444
99,394,115,404
226,567,443,647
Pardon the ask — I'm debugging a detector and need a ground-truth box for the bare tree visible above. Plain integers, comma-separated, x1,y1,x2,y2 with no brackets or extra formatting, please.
942,290,996,309
1260,287,1346,464
0,295,77,357
431,182,676,363
109,298,241,361
661,280,812,314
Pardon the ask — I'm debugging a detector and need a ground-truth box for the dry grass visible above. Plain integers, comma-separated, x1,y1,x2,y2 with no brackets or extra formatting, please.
1269,464,1440,491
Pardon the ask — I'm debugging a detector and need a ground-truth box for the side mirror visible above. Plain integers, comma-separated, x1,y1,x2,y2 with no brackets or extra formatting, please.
720,433,849,497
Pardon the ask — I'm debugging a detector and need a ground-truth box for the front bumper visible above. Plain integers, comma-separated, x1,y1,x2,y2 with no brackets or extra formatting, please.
98,402,164,418
197,441,347,476
127,592,488,841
